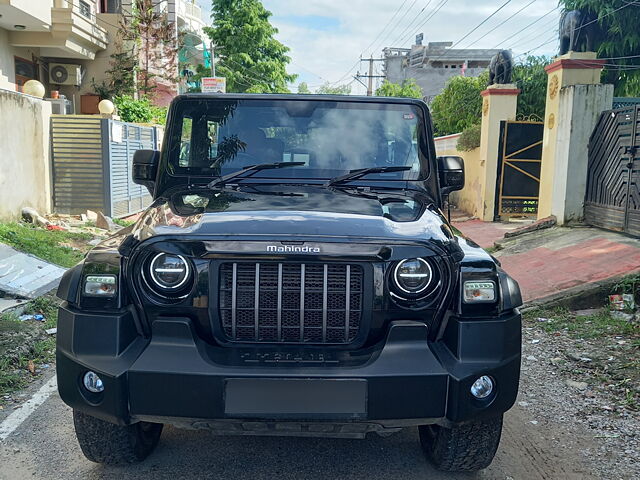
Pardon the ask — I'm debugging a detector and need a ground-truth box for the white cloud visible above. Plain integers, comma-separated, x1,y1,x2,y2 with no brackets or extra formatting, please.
199,0,561,95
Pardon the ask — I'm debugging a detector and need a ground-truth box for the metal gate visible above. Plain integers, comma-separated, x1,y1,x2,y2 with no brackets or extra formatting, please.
584,105,640,237
51,116,156,217
494,120,544,219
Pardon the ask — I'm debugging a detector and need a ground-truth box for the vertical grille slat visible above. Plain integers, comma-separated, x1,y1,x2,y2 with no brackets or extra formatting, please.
219,262,364,345
300,264,305,343
322,264,328,343
345,265,351,342
254,263,260,340
231,263,237,340
277,263,283,341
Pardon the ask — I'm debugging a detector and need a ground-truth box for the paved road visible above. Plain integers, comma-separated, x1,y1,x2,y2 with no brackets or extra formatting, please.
0,373,595,480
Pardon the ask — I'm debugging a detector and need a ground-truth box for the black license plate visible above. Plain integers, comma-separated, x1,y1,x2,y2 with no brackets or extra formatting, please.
224,378,367,417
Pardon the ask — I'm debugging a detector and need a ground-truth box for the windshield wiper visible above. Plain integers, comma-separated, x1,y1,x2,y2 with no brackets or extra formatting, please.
326,166,412,186
207,162,306,189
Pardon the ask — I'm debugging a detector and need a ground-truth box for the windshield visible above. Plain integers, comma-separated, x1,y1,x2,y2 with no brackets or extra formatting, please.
166,98,430,181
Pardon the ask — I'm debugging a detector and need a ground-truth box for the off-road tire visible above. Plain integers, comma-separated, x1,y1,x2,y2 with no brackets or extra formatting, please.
73,410,163,464
418,414,503,472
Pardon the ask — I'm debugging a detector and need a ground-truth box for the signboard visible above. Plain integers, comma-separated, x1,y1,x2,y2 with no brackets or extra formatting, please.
201,77,226,93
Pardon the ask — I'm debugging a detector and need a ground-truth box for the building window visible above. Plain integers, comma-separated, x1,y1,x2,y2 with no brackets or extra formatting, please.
14,56,38,92
79,0,92,18
100,0,122,13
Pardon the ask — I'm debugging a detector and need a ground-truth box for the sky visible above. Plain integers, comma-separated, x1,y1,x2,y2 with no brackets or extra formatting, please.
196,0,561,95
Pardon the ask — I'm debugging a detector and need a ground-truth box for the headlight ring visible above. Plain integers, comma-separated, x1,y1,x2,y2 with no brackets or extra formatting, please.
392,258,435,297
142,252,193,300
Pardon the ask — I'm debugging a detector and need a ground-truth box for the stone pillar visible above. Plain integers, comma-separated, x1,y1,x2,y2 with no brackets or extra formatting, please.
537,52,612,223
478,84,520,221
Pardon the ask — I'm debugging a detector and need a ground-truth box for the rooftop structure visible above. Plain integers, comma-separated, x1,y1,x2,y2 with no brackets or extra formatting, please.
383,39,503,101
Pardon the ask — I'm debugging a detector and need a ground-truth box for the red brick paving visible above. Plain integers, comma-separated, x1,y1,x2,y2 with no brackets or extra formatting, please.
498,238,640,301
451,219,517,249
453,220,640,302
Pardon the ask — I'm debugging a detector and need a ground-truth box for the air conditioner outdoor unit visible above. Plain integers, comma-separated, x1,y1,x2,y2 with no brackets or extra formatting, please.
49,63,83,86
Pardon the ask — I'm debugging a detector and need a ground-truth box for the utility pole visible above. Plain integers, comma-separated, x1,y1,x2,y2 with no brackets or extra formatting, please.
357,57,385,96
210,43,215,76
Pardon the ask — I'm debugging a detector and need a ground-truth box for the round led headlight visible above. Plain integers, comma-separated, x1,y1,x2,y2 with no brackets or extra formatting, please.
149,253,191,290
393,258,433,295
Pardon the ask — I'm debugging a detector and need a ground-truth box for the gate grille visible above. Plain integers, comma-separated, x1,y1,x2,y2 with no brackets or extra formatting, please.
585,105,640,237
219,263,364,344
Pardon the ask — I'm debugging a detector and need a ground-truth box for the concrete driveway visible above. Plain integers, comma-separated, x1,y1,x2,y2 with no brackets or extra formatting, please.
0,373,596,480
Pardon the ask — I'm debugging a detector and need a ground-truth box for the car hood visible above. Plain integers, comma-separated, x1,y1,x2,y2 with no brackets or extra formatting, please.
130,185,457,248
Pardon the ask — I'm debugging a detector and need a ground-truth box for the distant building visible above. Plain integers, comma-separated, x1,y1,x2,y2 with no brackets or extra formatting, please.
0,0,210,110
383,40,502,101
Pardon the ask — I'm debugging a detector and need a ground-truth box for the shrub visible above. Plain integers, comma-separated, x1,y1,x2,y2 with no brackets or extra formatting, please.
113,96,167,125
457,123,482,151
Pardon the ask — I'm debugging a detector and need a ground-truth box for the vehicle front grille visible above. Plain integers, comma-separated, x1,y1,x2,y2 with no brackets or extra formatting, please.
219,262,364,344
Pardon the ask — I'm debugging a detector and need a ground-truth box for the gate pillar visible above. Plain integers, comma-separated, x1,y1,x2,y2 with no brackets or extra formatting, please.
537,52,612,223
478,84,520,221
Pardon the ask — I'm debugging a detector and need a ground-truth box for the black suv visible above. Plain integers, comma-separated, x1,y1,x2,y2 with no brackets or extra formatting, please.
56,94,522,472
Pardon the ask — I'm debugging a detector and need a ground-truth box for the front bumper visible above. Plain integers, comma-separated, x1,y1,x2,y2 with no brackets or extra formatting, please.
56,305,521,431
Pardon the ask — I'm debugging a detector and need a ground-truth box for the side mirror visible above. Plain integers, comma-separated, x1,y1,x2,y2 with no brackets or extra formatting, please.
133,149,159,195
437,155,465,195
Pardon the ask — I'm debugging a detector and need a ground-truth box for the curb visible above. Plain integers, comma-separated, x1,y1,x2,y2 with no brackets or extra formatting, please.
521,271,640,312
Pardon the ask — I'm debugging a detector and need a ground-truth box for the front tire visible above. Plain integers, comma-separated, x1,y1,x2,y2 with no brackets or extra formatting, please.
73,410,163,464
419,414,503,472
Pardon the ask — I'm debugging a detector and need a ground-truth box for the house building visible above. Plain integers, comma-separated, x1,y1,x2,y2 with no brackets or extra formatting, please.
0,0,209,110
0,1,108,96
383,39,502,101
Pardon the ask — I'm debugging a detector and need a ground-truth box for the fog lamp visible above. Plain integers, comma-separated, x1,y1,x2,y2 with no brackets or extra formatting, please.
83,371,104,393
470,376,494,399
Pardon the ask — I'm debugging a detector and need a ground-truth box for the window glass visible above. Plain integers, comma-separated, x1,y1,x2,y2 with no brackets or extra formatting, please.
168,99,429,181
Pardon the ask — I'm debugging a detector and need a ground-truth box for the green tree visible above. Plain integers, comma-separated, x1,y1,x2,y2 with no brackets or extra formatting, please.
91,40,137,99
375,79,423,98
512,55,550,120
205,0,296,93
315,82,352,95
429,73,488,136
560,0,640,95
119,0,181,97
297,82,311,94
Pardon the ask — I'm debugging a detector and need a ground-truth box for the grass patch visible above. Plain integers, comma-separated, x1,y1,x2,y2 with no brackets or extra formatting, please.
0,221,92,268
524,307,638,339
0,296,59,403
113,218,135,228
525,306,639,411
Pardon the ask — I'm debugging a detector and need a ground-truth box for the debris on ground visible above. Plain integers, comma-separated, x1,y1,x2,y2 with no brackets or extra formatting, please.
520,302,640,480
21,207,50,229
0,295,59,404
609,293,635,311
565,379,589,390
96,211,118,231
18,314,45,322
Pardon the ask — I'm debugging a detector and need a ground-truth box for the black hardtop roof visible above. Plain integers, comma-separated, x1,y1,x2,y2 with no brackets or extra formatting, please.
172,93,427,107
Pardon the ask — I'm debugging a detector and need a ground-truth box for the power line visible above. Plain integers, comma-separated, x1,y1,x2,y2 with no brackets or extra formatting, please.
461,0,538,50
363,0,414,57
508,15,559,50
330,0,417,84
385,0,434,50
399,0,449,47
445,0,514,52
492,6,558,49
392,0,446,48
514,0,638,61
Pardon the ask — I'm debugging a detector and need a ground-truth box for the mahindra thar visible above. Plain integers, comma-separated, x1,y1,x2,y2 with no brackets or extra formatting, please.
56,94,522,472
